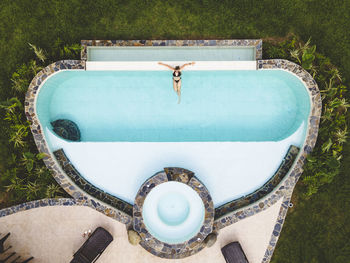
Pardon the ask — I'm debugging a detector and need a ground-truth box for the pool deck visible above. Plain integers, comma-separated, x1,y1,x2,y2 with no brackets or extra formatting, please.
0,197,282,263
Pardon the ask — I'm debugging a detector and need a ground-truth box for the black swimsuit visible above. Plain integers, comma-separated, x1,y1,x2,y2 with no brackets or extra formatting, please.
173,71,182,83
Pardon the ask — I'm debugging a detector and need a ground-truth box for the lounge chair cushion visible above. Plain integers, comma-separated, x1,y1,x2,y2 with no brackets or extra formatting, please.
221,242,249,263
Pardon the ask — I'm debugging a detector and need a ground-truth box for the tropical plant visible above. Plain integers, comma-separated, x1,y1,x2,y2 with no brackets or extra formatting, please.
50,38,82,60
25,181,41,200
334,127,348,144
46,184,64,198
10,60,43,94
0,39,75,208
265,35,349,197
28,43,46,62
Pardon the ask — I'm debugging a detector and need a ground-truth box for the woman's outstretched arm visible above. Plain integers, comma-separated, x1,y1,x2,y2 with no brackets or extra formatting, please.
180,61,195,70
158,62,175,70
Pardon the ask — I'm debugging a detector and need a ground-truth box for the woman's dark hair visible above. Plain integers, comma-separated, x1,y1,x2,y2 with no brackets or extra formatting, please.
175,66,180,70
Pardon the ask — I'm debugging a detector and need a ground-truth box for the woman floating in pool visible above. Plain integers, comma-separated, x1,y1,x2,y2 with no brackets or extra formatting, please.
158,61,196,104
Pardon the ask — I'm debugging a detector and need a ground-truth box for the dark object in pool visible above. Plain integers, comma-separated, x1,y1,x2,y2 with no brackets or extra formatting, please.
51,119,81,141
70,227,113,263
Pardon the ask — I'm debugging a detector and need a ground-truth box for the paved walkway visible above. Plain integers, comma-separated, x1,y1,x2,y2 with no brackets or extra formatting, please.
0,198,282,263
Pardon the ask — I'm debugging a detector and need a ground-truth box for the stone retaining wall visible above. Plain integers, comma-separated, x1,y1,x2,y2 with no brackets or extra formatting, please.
0,198,79,218
215,145,299,219
54,149,133,216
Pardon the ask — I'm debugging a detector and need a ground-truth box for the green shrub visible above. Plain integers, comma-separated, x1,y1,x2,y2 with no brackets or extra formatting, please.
0,41,81,208
264,35,349,197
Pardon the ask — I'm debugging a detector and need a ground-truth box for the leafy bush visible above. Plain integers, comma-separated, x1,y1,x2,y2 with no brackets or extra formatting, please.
264,35,349,197
0,41,81,208
0,96,64,206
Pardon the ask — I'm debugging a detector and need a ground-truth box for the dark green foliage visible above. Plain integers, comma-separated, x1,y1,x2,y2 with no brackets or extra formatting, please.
265,36,349,197
11,60,42,94
0,43,77,208
0,96,66,206
264,37,350,262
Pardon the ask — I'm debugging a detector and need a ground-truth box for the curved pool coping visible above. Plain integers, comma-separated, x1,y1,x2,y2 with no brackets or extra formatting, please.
24,58,321,260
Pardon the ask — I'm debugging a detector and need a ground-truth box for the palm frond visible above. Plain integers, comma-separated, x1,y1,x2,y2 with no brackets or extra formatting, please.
28,43,46,62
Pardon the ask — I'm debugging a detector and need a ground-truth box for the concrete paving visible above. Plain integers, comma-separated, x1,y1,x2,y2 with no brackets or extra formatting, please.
0,198,282,263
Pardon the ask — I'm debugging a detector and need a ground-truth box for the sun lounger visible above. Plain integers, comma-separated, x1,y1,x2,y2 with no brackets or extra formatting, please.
19,257,34,263
221,242,249,263
70,227,113,263
9,255,20,263
0,252,15,263
0,233,11,254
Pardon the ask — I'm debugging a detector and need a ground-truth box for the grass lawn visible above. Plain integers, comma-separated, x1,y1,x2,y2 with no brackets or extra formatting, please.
0,0,350,261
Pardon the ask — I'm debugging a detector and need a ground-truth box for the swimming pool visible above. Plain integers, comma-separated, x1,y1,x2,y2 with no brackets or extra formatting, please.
36,69,310,206
37,70,309,142
25,39,321,258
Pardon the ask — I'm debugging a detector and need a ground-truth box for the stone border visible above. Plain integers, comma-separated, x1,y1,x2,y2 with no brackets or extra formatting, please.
53,149,133,216
0,198,80,218
214,145,299,219
257,60,321,262
25,60,132,226
133,168,214,259
80,39,262,61
261,195,292,262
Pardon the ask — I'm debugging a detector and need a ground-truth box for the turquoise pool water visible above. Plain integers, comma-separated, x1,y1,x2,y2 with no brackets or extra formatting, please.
37,70,310,142
88,46,255,61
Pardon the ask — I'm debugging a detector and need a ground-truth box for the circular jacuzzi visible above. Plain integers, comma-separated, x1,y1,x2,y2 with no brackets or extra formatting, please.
142,181,205,244
133,169,214,258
